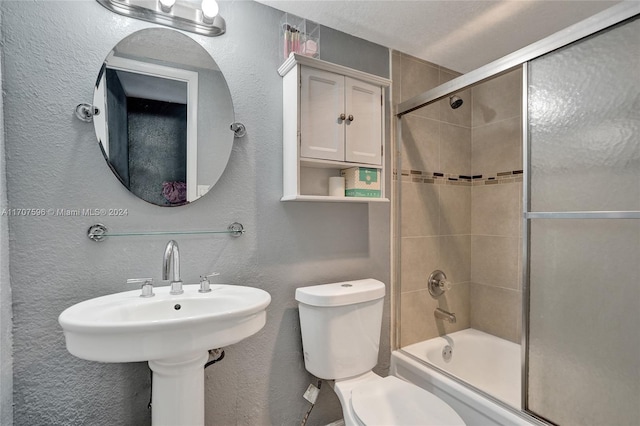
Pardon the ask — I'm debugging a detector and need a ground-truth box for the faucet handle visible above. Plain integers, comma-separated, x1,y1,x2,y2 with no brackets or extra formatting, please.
127,278,154,298
199,273,219,293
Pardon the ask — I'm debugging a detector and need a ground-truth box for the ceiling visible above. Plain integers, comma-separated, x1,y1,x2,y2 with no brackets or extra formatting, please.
256,0,621,73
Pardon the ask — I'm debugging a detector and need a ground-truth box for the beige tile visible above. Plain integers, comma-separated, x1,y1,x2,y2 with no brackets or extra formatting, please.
440,86,472,127
400,284,470,346
471,235,519,290
472,68,522,127
518,184,523,237
407,104,440,122
470,283,521,343
401,56,440,120
518,237,523,290
401,115,440,172
471,183,520,236
401,182,440,237
439,185,471,235
400,236,439,293
400,55,440,100
472,116,522,176
436,282,471,336
440,235,471,284
439,69,462,85
400,290,439,346
441,123,471,176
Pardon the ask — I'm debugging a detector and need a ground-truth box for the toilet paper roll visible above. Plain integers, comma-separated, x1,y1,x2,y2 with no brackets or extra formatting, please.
329,177,345,197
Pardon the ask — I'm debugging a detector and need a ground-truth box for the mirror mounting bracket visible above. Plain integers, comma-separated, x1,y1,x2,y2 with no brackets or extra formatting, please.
75,103,100,123
230,122,247,138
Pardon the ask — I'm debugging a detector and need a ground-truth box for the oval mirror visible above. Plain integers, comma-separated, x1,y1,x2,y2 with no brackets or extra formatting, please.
93,28,234,206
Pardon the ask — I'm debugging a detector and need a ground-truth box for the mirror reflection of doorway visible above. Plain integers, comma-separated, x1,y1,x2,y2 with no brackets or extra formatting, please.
127,97,187,206
105,68,190,205
99,54,199,205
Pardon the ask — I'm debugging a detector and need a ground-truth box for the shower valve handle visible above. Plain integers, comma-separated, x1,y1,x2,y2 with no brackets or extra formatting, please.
438,279,452,291
428,270,451,298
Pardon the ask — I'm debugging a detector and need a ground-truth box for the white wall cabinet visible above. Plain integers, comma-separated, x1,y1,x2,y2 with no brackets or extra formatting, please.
279,54,390,202
300,67,382,165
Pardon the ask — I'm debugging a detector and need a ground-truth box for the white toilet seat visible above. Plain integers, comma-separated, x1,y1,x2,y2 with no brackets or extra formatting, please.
350,376,465,426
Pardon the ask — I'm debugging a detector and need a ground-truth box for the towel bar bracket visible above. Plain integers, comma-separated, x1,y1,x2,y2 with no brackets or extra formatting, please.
87,222,245,242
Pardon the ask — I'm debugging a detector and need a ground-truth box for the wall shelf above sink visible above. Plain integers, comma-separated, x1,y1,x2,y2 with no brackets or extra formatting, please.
281,195,389,203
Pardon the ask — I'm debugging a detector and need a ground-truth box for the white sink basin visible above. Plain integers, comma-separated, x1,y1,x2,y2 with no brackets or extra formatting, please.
59,284,271,363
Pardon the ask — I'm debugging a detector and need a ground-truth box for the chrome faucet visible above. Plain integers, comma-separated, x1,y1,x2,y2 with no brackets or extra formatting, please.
162,240,183,295
435,308,456,323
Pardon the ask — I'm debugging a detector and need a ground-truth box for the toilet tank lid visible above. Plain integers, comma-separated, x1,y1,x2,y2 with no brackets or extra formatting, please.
295,279,385,307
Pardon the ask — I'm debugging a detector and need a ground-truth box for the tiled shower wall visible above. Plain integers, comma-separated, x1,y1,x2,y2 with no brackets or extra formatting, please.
470,69,523,343
395,49,523,345
394,51,472,345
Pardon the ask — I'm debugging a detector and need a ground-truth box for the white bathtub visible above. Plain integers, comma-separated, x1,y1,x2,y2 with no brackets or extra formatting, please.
391,329,541,426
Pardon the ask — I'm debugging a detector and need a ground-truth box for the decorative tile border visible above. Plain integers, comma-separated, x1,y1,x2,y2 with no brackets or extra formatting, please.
393,169,523,186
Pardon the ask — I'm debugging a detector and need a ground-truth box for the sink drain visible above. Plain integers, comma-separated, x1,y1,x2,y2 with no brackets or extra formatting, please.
442,345,452,362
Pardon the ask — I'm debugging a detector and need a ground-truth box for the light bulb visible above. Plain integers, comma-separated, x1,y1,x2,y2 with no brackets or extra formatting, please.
201,0,219,19
158,0,175,12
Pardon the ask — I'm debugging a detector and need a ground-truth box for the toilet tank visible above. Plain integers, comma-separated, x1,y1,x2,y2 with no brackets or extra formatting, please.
295,279,385,380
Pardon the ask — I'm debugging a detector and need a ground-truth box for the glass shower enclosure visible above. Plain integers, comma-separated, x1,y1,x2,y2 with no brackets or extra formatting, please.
394,5,639,424
525,15,640,425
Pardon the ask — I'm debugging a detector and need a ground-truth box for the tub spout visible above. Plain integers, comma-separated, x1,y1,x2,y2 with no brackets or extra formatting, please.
435,308,456,323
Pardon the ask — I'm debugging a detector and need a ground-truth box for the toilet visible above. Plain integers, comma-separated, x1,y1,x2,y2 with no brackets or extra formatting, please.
295,278,465,426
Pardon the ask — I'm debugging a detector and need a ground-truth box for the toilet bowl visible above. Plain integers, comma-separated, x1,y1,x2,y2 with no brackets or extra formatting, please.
332,371,464,426
295,279,465,426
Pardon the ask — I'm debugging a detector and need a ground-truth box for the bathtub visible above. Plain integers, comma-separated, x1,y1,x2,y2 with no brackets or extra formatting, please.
391,329,541,426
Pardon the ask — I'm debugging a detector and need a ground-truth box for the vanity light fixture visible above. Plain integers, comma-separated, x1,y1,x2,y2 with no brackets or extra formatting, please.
96,0,226,37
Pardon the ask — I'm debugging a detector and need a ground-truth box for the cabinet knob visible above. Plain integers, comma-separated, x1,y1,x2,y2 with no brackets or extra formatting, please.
347,114,354,122
339,113,346,121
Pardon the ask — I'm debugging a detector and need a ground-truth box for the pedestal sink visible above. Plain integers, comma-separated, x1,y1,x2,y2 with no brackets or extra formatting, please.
59,284,271,426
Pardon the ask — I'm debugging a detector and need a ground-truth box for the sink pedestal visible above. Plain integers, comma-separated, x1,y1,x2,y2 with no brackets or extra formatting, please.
59,284,271,424
148,352,209,426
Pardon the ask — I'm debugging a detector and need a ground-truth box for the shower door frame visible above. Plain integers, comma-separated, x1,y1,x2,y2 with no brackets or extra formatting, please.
393,2,640,422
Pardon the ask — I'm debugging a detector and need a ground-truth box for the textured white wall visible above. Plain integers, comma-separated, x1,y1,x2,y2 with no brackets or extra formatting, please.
0,6,15,423
1,1,389,425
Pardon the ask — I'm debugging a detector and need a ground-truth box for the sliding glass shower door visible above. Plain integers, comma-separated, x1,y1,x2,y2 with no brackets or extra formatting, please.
525,16,639,425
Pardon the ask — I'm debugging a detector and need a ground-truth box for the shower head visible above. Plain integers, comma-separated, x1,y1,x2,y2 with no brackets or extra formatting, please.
449,95,463,109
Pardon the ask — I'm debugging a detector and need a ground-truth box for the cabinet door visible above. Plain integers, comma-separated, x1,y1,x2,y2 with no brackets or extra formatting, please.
300,67,345,161
344,77,382,165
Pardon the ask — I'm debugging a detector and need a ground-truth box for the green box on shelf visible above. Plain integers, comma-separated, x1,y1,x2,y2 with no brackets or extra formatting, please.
341,167,381,198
